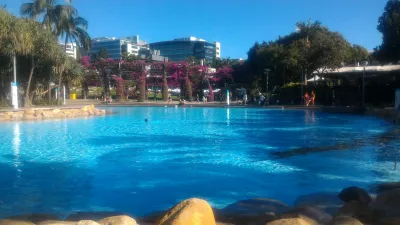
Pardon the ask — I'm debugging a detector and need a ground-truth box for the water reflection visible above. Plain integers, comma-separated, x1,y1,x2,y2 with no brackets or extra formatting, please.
226,108,230,126
12,123,22,180
304,110,315,124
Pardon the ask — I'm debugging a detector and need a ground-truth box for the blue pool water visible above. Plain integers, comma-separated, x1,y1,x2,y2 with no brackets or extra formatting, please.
0,107,399,217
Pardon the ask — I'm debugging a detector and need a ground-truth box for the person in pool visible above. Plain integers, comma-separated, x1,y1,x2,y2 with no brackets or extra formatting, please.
167,94,172,104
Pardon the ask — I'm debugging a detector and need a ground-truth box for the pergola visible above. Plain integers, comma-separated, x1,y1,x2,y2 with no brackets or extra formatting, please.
312,65,400,84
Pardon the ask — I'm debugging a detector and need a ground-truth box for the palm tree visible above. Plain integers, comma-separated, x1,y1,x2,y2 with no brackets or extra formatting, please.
20,0,76,34
56,15,91,53
20,0,48,20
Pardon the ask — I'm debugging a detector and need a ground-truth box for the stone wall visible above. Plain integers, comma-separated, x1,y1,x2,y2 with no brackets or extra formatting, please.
0,105,106,122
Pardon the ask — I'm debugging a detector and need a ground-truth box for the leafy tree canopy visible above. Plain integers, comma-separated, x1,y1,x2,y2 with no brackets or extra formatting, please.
375,0,400,63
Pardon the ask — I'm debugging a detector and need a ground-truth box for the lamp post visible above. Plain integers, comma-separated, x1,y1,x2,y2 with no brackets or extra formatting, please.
11,55,18,110
264,68,271,105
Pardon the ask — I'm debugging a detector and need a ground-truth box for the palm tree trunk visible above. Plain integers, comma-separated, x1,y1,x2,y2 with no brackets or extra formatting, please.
162,65,168,102
207,79,214,102
25,56,35,107
139,78,146,102
185,70,193,101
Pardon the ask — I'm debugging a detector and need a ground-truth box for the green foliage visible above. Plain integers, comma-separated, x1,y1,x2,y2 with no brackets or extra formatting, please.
246,20,354,90
0,5,88,106
91,47,109,61
346,44,369,65
121,52,138,62
375,0,400,63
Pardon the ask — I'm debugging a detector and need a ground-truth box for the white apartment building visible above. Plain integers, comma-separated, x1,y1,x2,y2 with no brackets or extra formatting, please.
59,42,78,59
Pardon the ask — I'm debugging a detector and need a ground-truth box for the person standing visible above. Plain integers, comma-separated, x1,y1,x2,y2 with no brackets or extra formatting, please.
304,92,309,106
310,91,316,106
243,92,248,105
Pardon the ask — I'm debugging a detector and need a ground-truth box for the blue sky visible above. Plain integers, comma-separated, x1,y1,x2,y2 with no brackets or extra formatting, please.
4,0,387,59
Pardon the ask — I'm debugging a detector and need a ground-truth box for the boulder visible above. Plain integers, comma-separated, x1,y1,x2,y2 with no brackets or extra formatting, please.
376,182,400,193
35,110,44,118
66,212,124,221
0,113,10,121
221,198,289,215
338,186,372,204
42,111,55,118
23,114,36,120
216,213,276,225
338,201,373,224
24,109,35,115
36,221,76,225
266,216,318,225
294,192,344,215
377,217,400,225
6,214,60,224
5,111,14,116
0,220,35,225
330,216,363,225
98,216,137,225
281,206,332,224
76,221,100,225
373,189,400,217
11,113,23,121
53,109,61,114
158,198,216,225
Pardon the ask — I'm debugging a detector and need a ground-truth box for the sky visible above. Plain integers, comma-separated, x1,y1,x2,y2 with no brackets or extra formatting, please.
3,0,388,59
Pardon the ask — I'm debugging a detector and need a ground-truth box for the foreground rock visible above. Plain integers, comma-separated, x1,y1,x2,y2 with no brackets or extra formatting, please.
66,212,124,221
215,212,276,225
295,192,344,215
338,186,371,204
37,221,99,225
158,198,216,225
0,105,106,122
281,206,332,224
330,216,363,225
338,201,373,224
98,216,137,225
372,189,400,218
36,221,76,225
221,198,289,215
6,214,59,224
375,182,400,193
0,220,35,225
266,215,318,225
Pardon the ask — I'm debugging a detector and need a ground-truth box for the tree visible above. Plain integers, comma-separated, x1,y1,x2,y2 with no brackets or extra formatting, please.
375,0,400,63
91,47,108,61
121,52,138,62
346,44,369,65
25,20,61,106
245,20,353,89
56,13,91,54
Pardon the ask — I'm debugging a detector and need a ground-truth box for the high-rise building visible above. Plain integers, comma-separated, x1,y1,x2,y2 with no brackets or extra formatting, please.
148,37,221,62
91,35,148,60
59,42,78,59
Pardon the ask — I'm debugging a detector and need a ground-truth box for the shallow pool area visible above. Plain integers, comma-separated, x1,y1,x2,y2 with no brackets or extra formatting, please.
0,107,398,217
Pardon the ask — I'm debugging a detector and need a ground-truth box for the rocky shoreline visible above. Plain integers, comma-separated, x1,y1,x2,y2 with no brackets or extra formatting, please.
0,105,106,122
1,184,400,225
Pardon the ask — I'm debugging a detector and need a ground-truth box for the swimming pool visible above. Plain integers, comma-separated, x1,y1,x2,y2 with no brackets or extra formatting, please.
0,107,398,217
